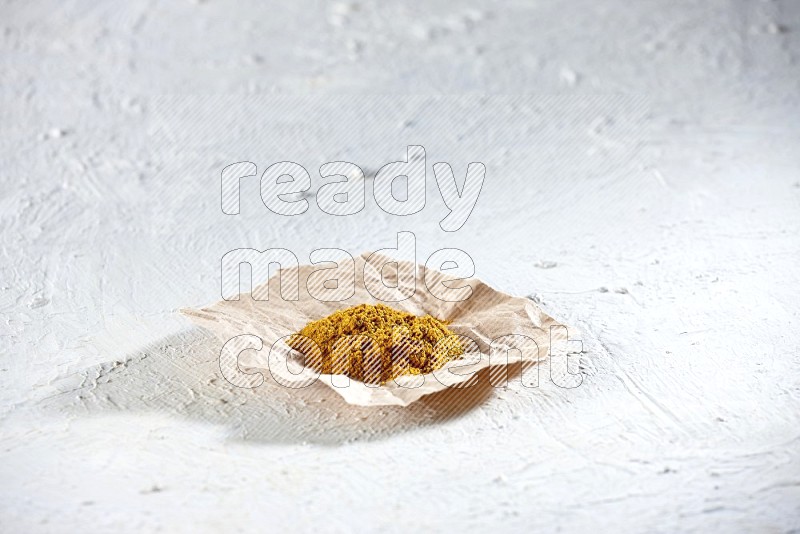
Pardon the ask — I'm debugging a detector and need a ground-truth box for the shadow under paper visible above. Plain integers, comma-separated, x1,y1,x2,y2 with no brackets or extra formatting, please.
42,327,524,445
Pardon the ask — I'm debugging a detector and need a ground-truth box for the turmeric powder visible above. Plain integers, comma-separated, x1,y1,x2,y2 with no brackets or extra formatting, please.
286,303,463,384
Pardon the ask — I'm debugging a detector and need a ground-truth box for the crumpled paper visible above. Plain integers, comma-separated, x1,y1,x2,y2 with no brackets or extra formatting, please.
182,252,572,406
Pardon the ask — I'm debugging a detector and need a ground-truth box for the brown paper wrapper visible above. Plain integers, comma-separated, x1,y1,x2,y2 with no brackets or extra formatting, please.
182,253,572,406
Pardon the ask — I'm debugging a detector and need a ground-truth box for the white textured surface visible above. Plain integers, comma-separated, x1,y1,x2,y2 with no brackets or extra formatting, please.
2,1,799,532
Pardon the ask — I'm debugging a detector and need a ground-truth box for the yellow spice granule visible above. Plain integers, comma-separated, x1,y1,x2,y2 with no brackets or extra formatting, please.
286,303,464,384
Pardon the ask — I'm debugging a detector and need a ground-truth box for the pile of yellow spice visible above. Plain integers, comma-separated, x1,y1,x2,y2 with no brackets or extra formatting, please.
287,303,464,384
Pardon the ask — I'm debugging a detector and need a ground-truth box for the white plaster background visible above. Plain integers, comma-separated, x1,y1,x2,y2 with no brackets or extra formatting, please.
1,0,799,532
